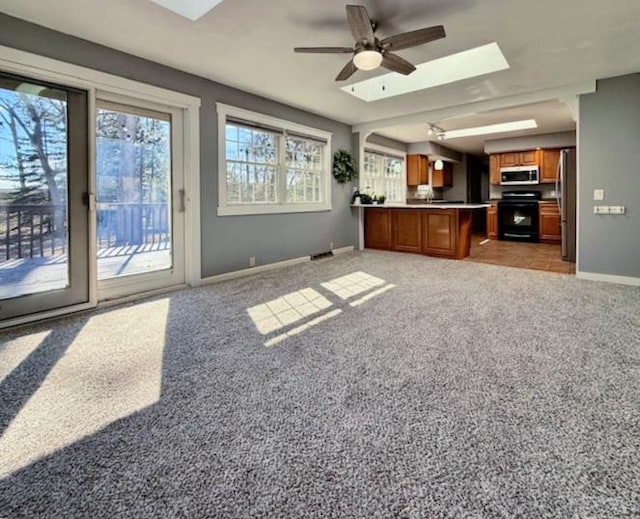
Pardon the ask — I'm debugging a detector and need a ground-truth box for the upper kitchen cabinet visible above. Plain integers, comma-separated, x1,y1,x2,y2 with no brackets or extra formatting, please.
489,155,501,185
499,150,541,167
540,149,561,183
407,154,428,186
431,160,453,188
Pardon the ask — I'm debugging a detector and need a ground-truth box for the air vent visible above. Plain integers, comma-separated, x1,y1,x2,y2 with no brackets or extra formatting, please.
311,251,334,261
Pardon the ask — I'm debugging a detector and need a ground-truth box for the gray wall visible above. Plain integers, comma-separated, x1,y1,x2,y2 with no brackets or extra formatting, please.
578,74,640,278
443,154,468,202
0,14,357,277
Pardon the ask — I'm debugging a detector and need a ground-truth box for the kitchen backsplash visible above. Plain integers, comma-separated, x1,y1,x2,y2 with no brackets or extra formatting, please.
489,184,557,200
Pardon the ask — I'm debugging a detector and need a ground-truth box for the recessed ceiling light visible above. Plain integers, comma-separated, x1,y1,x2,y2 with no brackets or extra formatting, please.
150,0,225,20
341,43,509,102
444,119,538,139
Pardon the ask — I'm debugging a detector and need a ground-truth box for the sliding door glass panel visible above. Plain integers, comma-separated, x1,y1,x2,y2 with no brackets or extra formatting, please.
96,104,172,280
0,78,69,300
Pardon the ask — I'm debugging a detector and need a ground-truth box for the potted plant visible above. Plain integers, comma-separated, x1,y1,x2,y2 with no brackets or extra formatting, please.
377,194,386,205
332,150,358,184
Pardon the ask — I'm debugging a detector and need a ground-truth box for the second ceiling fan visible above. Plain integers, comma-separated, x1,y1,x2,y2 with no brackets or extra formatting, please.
294,4,446,81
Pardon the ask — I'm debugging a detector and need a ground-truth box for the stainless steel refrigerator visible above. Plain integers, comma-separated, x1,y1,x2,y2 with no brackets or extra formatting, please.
556,148,576,261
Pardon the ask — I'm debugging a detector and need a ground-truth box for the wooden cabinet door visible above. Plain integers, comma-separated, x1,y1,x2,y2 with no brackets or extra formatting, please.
519,150,540,166
422,210,456,256
364,208,392,249
432,161,453,188
540,149,560,183
487,203,498,239
539,202,561,242
407,154,428,186
489,155,501,185
500,152,519,167
392,210,422,252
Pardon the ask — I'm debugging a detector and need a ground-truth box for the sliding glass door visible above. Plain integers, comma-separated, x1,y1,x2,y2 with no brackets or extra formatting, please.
95,99,184,300
0,73,89,321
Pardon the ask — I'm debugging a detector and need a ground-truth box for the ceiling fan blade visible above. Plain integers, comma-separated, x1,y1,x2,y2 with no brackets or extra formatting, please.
335,60,358,81
382,53,416,75
346,5,375,44
294,47,354,54
381,25,446,51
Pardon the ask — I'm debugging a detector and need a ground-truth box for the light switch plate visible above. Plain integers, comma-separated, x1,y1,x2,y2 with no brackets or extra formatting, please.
593,189,604,201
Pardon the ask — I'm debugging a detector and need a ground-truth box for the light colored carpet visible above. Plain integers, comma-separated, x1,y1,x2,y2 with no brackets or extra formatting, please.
1,250,639,517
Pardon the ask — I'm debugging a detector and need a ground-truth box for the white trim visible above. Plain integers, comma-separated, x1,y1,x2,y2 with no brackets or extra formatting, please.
95,96,186,301
332,245,354,255
216,102,333,216
218,204,331,216
200,255,311,285
575,95,581,272
0,45,201,108
97,284,188,309
0,45,202,320
216,103,331,141
362,141,407,203
576,271,640,287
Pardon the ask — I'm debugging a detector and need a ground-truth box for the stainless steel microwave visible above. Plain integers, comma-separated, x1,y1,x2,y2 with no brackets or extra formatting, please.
500,166,539,185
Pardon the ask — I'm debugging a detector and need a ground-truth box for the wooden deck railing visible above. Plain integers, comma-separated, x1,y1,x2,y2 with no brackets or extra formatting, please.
0,202,169,260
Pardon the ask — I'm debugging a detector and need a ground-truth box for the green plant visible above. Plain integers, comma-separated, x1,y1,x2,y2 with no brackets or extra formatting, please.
377,195,386,204
332,149,358,184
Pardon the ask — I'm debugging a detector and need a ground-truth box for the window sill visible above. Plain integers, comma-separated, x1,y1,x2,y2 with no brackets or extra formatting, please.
217,203,332,216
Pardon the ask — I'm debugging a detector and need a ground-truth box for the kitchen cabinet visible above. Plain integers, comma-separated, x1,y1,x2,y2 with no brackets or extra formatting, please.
540,149,561,184
392,210,422,252
363,207,474,259
499,150,541,167
364,208,392,249
487,202,498,239
489,155,501,185
422,210,457,256
431,161,453,188
407,154,428,186
539,201,561,243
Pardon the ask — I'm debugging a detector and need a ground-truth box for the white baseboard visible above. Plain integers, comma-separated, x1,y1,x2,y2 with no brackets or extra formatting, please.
200,255,311,285
332,245,355,255
576,271,640,286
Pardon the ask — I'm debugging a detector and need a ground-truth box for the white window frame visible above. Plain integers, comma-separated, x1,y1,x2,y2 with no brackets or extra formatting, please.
361,142,407,203
216,103,333,216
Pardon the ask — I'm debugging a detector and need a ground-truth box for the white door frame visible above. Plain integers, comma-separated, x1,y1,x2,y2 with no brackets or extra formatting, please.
95,94,187,301
0,45,201,328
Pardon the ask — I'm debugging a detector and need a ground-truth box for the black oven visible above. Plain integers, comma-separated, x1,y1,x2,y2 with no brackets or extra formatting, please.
498,191,541,242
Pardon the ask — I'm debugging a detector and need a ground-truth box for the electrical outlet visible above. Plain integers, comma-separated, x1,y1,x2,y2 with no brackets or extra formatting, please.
593,189,605,201
329,241,334,250
594,205,610,214
249,256,256,267
609,205,626,215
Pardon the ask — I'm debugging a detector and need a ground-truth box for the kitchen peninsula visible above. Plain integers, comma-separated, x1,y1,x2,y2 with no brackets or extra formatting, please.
361,203,489,259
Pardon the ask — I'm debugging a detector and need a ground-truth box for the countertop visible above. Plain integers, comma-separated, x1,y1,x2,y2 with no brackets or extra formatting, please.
355,203,490,209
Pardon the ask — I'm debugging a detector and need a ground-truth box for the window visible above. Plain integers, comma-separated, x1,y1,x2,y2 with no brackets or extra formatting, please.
361,149,405,202
217,104,332,216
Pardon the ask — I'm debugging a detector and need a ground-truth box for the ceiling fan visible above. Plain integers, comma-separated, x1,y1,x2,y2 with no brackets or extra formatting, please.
294,4,446,81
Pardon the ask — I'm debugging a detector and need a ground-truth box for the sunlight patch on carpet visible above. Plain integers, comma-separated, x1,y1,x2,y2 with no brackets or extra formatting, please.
321,271,386,300
0,298,169,477
0,330,51,384
247,288,332,335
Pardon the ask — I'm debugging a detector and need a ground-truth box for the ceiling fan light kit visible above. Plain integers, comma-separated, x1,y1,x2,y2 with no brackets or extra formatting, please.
294,4,446,81
353,49,383,71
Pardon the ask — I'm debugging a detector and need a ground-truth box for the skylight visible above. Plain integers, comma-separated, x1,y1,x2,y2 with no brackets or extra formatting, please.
444,119,538,139
150,0,225,21
341,43,509,102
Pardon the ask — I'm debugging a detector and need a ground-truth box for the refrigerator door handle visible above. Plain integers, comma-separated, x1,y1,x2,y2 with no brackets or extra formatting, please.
555,150,562,212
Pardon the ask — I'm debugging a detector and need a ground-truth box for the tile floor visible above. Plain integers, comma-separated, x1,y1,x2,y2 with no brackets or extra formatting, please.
465,235,576,274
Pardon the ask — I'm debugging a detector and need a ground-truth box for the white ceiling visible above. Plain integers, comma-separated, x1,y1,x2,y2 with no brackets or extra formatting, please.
2,0,639,151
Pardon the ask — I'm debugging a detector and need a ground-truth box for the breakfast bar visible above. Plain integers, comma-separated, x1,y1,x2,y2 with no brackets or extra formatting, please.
360,203,489,259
